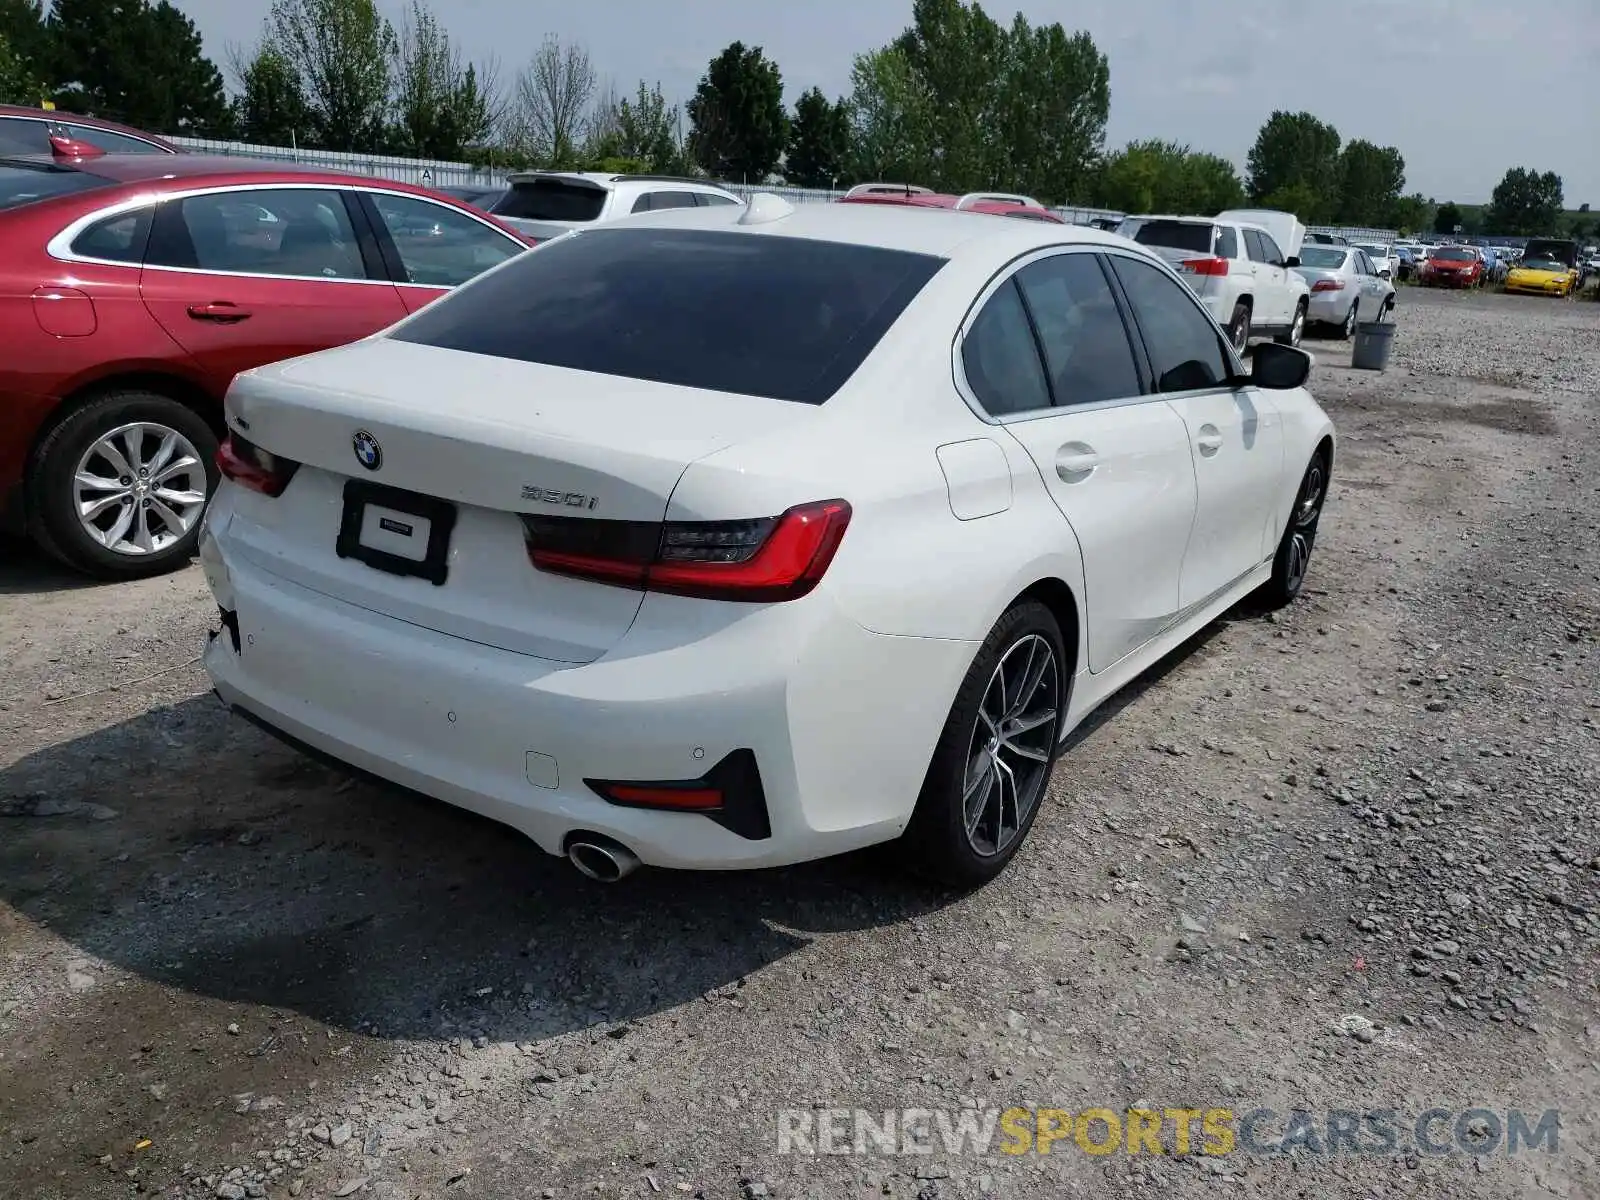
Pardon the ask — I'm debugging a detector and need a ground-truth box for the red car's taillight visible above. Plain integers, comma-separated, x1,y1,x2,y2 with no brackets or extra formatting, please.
1180,257,1230,277
217,432,300,497
521,499,852,603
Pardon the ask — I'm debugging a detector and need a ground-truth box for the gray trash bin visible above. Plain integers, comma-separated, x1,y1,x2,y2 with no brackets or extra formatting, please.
1350,319,1395,371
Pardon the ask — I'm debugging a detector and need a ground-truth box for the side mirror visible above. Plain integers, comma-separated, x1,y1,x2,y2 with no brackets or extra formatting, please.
1284,256,1300,268
1379,268,1392,279
1250,342,1312,390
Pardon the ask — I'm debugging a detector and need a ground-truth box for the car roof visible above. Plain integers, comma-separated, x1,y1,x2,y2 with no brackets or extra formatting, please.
595,193,1140,261
0,151,433,191
504,170,734,193
839,192,1063,222
0,104,178,149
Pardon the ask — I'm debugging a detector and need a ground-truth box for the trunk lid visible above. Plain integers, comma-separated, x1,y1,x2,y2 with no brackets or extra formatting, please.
221,338,813,663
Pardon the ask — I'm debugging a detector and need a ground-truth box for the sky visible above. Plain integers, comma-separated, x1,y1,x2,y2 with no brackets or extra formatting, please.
177,0,1600,205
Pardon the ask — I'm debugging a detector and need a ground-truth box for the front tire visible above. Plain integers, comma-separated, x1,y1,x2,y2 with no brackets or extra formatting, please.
27,390,219,580
902,600,1067,888
1256,450,1328,610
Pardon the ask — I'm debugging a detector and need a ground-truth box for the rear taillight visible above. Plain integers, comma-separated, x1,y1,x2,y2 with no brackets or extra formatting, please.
521,499,852,603
1311,279,1345,292
1180,257,1230,277
217,432,300,497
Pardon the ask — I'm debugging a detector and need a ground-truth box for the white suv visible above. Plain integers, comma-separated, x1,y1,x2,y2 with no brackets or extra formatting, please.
486,172,743,241
1115,215,1310,352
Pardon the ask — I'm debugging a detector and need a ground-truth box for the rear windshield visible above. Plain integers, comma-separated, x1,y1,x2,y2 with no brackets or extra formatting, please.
389,227,947,404
1122,219,1215,254
0,161,114,211
1298,246,1348,269
490,178,606,222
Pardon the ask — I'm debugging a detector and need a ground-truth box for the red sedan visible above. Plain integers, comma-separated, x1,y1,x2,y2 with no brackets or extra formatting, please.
1,152,532,578
1420,245,1484,289
837,183,1066,224
0,103,180,156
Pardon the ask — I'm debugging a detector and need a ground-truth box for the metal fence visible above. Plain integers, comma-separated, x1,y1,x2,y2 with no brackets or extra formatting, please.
169,136,1397,239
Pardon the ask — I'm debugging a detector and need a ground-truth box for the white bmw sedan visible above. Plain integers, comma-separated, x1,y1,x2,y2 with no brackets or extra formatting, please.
200,195,1334,887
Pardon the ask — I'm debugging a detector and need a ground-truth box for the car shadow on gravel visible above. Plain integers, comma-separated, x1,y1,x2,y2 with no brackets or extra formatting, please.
0,535,110,596
0,691,960,1045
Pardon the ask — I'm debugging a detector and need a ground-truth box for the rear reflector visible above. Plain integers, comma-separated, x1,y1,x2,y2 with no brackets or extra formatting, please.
217,432,300,497
1180,257,1229,277
593,783,724,810
1310,279,1346,292
585,748,772,840
522,499,851,603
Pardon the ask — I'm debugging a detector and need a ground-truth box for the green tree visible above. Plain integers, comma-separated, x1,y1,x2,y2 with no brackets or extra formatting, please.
785,86,849,188
47,0,230,133
390,0,495,159
613,81,681,171
269,0,395,152
229,41,312,146
1246,110,1341,223
1337,139,1405,225
1482,167,1564,235
686,41,787,183
893,0,1006,189
1094,140,1243,214
844,44,934,185
1433,201,1463,235
0,0,47,97
1391,192,1434,235
0,28,43,104
994,14,1109,203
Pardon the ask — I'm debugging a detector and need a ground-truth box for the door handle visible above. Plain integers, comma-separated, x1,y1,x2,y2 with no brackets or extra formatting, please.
1055,442,1099,481
1196,426,1224,456
186,302,253,323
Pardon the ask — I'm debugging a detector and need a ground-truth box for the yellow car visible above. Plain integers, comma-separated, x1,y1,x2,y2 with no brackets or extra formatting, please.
1504,239,1581,297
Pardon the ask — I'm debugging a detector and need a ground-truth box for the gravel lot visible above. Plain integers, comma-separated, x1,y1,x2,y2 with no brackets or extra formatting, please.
2,286,1598,1200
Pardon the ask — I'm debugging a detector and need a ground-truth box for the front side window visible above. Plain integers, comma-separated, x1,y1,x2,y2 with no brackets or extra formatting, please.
390,227,945,405
0,116,52,155
1258,233,1286,265
368,192,523,287
961,280,1052,417
151,188,367,279
1013,253,1142,407
1109,256,1233,393
1242,229,1268,263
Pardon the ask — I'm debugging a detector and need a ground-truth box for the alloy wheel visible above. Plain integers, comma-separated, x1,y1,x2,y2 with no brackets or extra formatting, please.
1343,303,1358,338
1285,459,1326,592
962,633,1062,858
1291,306,1305,347
73,421,208,556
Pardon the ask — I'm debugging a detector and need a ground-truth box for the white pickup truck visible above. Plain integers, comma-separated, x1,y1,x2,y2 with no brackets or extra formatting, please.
1115,211,1311,352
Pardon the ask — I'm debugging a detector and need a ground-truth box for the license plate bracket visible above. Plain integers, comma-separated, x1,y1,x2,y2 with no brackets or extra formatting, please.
336,479,457,586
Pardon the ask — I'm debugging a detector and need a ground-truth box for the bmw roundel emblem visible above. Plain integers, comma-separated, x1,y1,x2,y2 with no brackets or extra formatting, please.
352,429,382,471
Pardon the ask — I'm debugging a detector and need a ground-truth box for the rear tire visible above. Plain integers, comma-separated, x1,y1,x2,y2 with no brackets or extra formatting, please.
1338,301,1358,341
1226,302,1251,354
27,390,219,580
1275,301,1307,347
901,600,1067,888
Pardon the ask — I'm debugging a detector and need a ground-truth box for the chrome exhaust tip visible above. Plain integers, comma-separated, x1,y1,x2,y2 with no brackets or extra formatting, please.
565,834,640,883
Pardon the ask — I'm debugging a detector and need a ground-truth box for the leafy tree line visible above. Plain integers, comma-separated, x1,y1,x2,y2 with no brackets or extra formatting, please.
2,0,1588,234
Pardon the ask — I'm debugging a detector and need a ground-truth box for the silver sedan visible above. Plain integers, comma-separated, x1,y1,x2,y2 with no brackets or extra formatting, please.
1293,245,1396,338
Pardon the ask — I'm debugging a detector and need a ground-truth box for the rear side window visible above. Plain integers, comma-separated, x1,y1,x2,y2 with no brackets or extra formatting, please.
61,123,168,154
1125,220,1215,255
631,191,701,213
490,179,606,222
0,162,114,211
390,227,946,405
71,208,153,263
698,193,739,207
